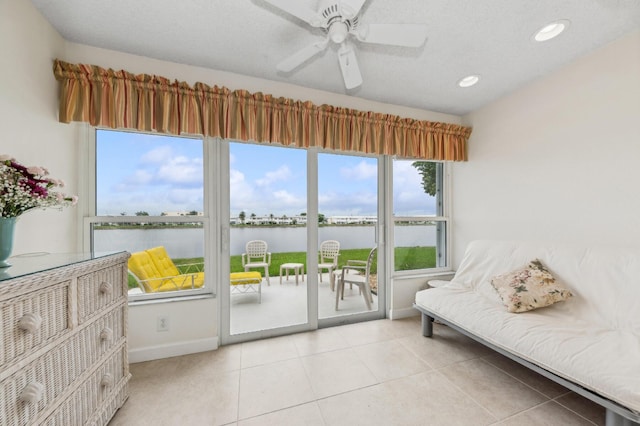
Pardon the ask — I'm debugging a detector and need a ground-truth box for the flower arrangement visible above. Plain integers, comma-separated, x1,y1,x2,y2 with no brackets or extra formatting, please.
0,155,78,218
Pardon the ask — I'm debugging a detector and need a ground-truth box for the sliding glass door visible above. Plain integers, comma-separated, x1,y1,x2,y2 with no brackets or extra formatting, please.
221,143,385,343
227,142,308,337
317,153,383,323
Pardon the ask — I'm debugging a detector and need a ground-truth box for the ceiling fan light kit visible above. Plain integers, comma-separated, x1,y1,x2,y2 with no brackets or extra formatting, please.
263,0,428,90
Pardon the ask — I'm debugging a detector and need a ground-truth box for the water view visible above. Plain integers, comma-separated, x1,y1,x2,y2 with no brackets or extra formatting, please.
93,224,437,257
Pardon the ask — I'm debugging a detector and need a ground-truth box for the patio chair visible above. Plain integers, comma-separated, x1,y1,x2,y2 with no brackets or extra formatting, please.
335,246,376,311
318,240,340,289
242,240,271,285
128,246,204,293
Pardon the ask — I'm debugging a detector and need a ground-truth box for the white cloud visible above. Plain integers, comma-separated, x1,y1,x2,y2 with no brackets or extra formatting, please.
113,170,154,191
272,190,305,209
156,156,203,186
256,165,293,187
319,190,378,216
140,146,174,164
340,160,377,180
230,169,259,214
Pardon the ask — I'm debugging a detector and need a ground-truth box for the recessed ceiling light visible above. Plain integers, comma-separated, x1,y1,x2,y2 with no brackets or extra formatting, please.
458,75,480,88
533,19,570,42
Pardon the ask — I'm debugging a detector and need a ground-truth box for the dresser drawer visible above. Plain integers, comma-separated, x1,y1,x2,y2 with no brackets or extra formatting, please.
75,305,126,373
0,322,126,426
42,345,126,426
1,333,80,426
0,282,70,370
77,264,125,323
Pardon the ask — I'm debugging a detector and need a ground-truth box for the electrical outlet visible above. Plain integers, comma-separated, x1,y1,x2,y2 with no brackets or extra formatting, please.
157,315,169,332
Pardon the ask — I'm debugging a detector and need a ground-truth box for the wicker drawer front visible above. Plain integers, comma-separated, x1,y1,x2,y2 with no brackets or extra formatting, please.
77,265,125,323
1,333,81,426
0,283,70,369
43,345,126,426
75,306,126,373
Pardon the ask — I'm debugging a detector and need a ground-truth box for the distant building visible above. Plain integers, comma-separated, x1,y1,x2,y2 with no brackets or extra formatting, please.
327,215,377,224
230,214,376,225
161,211,204,217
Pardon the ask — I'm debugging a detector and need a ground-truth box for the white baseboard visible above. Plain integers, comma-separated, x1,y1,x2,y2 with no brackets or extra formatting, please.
128,337,219,363
389,307,420,320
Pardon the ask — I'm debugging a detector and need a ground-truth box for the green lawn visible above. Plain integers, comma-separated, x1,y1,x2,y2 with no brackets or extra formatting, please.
128,246,436,290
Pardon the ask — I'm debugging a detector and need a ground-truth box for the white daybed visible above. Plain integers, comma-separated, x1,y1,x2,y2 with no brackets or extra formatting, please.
414,240,640,426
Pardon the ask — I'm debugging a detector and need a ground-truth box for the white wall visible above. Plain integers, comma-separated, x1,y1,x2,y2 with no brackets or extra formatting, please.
0,0,78,254
5,1,464,360
453,30,640,266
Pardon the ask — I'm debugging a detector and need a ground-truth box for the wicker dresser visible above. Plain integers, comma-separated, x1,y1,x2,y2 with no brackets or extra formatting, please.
0,252,130,426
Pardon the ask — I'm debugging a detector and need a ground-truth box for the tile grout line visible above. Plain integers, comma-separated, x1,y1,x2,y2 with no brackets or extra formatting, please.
551,393,601,426
477,357,554,401
428,367,500,424
477,356,600,425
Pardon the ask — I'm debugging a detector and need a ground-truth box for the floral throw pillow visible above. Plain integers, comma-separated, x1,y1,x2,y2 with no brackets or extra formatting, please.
490,259,572,313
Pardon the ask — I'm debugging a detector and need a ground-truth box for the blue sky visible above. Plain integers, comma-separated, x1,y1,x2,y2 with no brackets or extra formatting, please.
96,130,435,216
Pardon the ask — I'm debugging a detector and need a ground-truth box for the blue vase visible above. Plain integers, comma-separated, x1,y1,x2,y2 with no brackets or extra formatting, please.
0,217,17,268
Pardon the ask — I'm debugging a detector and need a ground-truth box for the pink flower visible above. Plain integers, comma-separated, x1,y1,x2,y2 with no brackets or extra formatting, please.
0,154,13,162
71,195,79,205
26,166,46,176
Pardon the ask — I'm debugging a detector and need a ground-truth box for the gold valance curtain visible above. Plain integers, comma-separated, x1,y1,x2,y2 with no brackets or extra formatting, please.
53,59,471,161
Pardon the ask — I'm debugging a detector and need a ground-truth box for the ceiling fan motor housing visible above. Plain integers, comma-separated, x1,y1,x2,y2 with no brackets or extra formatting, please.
321,2,360,43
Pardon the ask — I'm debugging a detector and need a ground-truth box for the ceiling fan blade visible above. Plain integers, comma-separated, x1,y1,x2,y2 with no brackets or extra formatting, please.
339,0,367,19
337,43,363,89
262,0,323,27
277,39,329,72
356,23,428,47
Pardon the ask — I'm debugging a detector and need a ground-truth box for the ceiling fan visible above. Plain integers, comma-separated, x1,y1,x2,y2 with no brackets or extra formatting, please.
262,0,428,89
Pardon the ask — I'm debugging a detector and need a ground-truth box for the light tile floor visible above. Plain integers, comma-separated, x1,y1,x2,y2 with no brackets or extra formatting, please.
109,317,605,426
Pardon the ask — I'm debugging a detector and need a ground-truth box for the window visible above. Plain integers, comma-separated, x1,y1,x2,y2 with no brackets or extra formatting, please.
392,160,447,273
88,130,209,301
87,129,449,303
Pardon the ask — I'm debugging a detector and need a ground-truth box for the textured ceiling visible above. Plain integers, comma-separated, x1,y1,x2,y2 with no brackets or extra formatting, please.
31,0,640,115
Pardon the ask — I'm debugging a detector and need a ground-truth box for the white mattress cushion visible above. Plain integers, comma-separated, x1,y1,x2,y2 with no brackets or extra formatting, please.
415,286,640,413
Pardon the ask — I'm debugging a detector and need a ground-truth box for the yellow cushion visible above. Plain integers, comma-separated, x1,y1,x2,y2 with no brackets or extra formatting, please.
230,271,262,285
154,272,205,292
128,251,165,292
145,246,180,277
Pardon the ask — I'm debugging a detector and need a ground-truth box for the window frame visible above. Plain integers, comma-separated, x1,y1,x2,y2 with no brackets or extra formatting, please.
83,128,215,302
389,160,451,277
